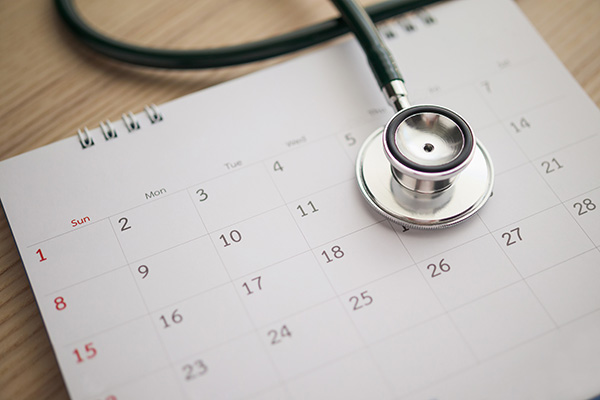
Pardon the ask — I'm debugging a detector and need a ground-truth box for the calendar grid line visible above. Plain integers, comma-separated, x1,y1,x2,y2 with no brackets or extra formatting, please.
26,216,109,248
529,131,598,166
135,279,234,315
282,177,365,215
239,383,286,400
120,234,207,270
402,309,600,400
329,247,600,356
273,346,383,394
43,262,129,297
550,185,598,251
198,188,295,398
479,208,561,330
61,312,147,349
106,218,190,400
472,63,557,166
521,247,598,281
555,300,600,329
565,185,600,208
396,323,559,399
403,230,491,264
485,202,559,235
386,15,549,100
508,104,599,320
477,327,556,364
80,365,175,400
367,279,512,349
166,329,257,366
428,70,572,357
231,249,327,286
491,89,566,128
399,308,600,399
415,53,543,107
393,221,483,364
334,256,421,297
258,161,401,398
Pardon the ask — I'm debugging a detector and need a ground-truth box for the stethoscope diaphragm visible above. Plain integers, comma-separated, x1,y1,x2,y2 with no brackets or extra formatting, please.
356,105,494,229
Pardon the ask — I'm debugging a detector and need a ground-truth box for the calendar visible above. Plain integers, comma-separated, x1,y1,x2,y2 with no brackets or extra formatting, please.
1,0,600,399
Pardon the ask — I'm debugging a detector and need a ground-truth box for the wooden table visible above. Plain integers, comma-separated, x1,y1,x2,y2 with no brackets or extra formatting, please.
1,0,599,398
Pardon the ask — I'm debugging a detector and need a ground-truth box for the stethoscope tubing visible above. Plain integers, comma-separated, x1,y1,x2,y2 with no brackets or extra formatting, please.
54,0,442,69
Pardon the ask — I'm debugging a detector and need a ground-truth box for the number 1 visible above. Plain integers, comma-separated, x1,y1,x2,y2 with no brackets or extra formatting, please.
36,248,47,262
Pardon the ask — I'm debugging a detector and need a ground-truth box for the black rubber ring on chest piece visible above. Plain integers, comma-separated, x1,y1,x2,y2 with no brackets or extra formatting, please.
384,105,473,173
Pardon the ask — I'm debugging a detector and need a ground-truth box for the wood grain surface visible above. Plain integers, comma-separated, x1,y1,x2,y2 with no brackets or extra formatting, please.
1,1,599,399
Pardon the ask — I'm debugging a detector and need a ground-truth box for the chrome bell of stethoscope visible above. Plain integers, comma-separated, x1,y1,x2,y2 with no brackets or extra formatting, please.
356,81,494,229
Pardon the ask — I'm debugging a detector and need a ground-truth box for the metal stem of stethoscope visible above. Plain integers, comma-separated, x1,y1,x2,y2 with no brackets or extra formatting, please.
333,0,494,229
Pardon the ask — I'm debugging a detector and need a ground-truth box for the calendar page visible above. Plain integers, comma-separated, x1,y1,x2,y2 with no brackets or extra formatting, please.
1,0,600,399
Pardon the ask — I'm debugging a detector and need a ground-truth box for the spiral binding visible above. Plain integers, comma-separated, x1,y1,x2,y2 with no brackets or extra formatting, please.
77,104,163,149
77,127,94,148
145,104,163,123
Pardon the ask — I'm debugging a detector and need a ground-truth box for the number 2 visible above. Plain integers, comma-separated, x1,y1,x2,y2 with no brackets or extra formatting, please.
118,217,131,231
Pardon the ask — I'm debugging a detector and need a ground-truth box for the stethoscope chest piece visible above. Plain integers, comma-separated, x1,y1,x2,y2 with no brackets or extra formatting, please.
357,105,494,229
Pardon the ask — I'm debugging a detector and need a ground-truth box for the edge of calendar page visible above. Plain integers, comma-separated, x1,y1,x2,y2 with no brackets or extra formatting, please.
1,0,600,399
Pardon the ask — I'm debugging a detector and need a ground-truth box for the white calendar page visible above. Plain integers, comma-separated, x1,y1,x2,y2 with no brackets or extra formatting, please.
1,0,600,399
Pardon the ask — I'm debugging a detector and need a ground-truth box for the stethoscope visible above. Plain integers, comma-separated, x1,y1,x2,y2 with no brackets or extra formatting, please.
56,0,493,229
